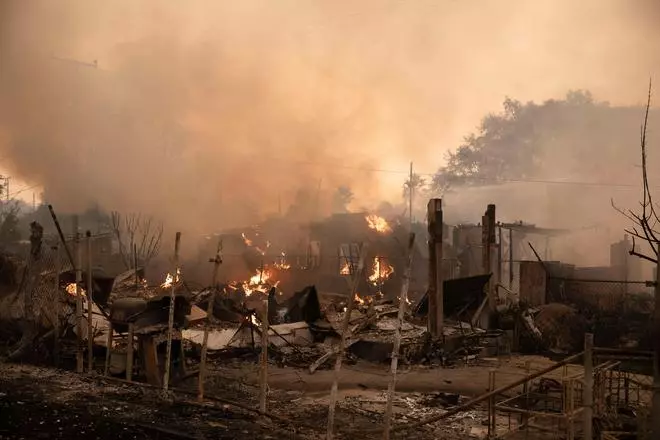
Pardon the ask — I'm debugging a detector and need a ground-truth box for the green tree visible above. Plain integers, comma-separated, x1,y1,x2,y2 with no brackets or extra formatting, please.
430,90,623,193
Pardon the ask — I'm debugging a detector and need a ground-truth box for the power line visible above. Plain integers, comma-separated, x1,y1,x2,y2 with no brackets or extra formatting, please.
250,155,645,189
7,183,41,199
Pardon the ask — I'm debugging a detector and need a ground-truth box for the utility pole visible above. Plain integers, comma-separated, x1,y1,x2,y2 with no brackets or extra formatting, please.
409,162,414,229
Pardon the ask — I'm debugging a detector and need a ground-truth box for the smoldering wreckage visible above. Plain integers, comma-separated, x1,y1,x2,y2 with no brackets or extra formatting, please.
0,202,656,439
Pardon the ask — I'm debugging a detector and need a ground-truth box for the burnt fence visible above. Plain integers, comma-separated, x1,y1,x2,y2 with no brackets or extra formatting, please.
547,277,653,313
547,277,653,350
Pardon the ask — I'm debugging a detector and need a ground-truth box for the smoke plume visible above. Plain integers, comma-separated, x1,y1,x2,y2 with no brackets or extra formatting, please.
0,0,659,249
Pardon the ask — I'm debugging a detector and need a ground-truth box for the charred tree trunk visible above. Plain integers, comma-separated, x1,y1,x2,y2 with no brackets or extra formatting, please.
7,222,44,361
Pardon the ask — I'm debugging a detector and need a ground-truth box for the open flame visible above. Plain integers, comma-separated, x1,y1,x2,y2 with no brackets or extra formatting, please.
241,232,253,247
274,252,291,270
340,261,351,275
161,268,181,289
229,268,281,297
242,232,266,255
368,257,394,286
354,293,365,305
365,214,392,234
65,283,86,297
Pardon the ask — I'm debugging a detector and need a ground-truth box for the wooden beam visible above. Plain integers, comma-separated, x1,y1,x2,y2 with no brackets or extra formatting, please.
427,199,443,338
482,204,496,327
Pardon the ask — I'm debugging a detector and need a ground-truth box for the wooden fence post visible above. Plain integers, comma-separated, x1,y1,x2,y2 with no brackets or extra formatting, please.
126,323,134,381
163,232,181,392
86,231,94,374
53,244,61,367
260,299,269,415
198,239,223,402
74,216,84,373
583,333,594,440
326,244,367,439
383,233,415,439
652,244,660,439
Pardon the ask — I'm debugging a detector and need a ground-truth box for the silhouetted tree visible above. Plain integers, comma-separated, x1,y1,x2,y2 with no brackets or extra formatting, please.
332,185,354,213
430,90,641,194
402,173,427,200
110,212,163,270
613,83,658,263
0,201,22,245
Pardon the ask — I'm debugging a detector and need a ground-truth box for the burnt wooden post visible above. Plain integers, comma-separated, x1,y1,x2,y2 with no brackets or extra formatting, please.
383,233,415,439
326,244,368,440
86,231,94,374
163,232,181,392
427,199,443,338
198,239,223,402
126,323,134,381
497,225,503,286
260,299,269,414
653,245,660,439
74,216,84,373
53,244,61,367
482,204,496,327
583,333,594,440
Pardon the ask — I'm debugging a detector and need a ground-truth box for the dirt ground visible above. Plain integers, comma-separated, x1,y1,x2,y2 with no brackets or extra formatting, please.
0,354,579,439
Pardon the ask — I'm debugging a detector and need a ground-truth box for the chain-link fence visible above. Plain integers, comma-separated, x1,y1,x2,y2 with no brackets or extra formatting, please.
592,350,653,440
548,277,653,312
546,277,654,352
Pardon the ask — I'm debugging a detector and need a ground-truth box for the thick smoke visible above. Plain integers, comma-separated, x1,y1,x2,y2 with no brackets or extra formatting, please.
0,0,659,250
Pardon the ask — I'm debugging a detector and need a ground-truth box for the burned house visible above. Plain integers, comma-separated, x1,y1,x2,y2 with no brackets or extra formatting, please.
301,212,430,299
190,213,435,301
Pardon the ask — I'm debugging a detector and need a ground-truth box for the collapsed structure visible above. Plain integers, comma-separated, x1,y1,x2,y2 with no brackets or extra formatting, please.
0,201,654,439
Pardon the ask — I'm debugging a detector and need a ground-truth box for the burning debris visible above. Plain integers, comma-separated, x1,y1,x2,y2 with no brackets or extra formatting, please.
274,252,291,270
65,283,86,297
228,267,281,297
160,268,181,289
368,257,394,287
241,232,253,247
365,214,392,234
242,232,268,255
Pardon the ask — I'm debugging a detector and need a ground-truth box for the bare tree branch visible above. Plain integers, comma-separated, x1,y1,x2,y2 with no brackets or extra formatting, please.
613,80,659,264
110,211,163,270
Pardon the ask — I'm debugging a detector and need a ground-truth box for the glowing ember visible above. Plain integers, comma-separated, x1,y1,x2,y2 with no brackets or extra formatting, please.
65,283,86,297
368,257,394,286
241,232,253,247
365,214,392,234
242,232,266,255
274,252,291,270
161,268,181,288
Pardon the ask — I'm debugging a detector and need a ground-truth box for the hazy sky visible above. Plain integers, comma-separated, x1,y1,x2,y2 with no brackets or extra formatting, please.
0,0,658,235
